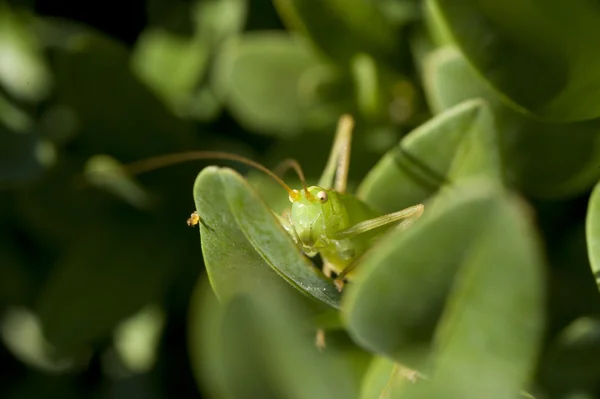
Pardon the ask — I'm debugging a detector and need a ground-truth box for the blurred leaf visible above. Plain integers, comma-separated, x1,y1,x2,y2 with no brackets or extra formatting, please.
0,70,49,185
213,32,335,136
431,0,600,122
194,166,341,308
423,46,600,199
344,180,545,399
376,0,421,28
359,356,396,399
0,229,32,305
83,155,152,211
0,307,85,373
350,53,417,125
0,92,32,132
13,159,131,247
111,305,165,375
132,0,247,121
351,53,380,120
192,0,247,46
189,279,280,399
132,29,210,116
38,19,194,159
0,3,51,102
36,219,181,351
0,122,49,184
357,99,500,213
273,0,398,65
423,0,453,48
189,276,358,399
586,181,600,290
539,317,600,397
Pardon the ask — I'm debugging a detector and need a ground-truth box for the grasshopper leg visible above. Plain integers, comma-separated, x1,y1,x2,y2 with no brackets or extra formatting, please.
380,363,421,399
322,260,336,278
334,204,424,240
315,328,326,351
333,204,424,289
318,115,354,193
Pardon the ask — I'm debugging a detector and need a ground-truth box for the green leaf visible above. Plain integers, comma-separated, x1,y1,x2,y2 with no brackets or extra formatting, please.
359,356,395,399
132,0,247,121
273,0,398,65
131,29,211,116
83,155,152,211
586,181,600,290
357,99,501,213
35,219,181,351
539,317,600,397
404,191,544,399
213,32,331,136
344,181,501,368
0,4,52,102
194,167,341,308
424,46,600,199
188,275,359,399
350,53,418,125
0,307,84,373
343,180,545,399
189,278,280,399
193,166,300,303
431,0,600,122
192,0,247,46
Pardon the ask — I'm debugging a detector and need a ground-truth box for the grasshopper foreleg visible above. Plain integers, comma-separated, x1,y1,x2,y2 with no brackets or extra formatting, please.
333,204,424,290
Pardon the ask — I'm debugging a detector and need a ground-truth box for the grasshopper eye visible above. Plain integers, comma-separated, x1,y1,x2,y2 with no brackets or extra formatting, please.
317,191,328,203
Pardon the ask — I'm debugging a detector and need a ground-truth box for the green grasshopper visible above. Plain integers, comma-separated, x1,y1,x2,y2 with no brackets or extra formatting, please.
127,115,424,291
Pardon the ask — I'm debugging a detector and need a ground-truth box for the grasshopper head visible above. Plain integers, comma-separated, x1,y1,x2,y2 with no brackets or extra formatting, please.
288,186,342,254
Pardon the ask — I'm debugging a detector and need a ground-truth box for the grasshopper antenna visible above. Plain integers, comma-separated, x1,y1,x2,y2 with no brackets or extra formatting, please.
123,151,311,200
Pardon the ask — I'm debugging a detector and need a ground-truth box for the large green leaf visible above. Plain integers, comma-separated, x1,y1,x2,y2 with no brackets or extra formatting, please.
423,46,600,199
188,276,359,399
193,166,300,303
357,99,501,213
344,181,501,368
431,0,600,122
189,278,280,399
194,166,341,308
343,180,545,399
400,189,544,399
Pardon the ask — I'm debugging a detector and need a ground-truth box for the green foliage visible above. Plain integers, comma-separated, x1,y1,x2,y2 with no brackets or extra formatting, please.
431,0,600,122
1,1,600,399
